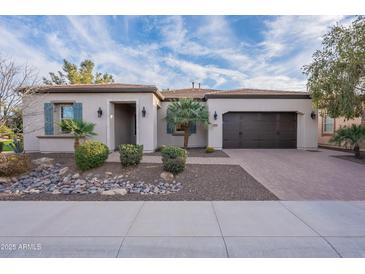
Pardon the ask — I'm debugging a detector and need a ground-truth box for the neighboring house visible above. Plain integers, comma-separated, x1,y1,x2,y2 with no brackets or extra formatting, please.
318,110,365,149
23,83,318,153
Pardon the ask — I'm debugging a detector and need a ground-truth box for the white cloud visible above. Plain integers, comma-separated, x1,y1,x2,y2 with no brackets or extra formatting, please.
260,15,345,60
0,21,60,78
0,15,356,91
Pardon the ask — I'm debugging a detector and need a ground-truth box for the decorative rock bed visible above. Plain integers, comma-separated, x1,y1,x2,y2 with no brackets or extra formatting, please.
0,158,182,196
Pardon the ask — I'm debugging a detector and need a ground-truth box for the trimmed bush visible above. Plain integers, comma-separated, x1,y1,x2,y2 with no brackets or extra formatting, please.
0,154,31,176
161,146,187,174
155,145,166,152
119,144,143,166
161,146,187,159
75,140,109,171
162,157,186,174
206,146,215,153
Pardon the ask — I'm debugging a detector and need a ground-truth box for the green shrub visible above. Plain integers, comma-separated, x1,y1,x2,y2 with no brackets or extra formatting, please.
162,157,186,174
0,125,15,139
161,146,187,174
161,146,187,159
75,140,109,171
0,154,31,176
206,146,215,153
9,138,24,154
155,145,166,152
119,144,143,166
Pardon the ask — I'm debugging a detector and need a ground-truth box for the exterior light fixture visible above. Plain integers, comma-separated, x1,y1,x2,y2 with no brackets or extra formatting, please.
214,111,218,120
310,111,316,120
142,106,146,117
97,107,103,118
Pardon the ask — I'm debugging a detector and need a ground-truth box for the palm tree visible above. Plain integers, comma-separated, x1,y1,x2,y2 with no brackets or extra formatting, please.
330,124,365,158
58,119,97,150
166,98,209,148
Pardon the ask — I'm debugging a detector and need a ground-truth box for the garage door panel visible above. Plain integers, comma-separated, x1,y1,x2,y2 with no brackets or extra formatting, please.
223,112,297,149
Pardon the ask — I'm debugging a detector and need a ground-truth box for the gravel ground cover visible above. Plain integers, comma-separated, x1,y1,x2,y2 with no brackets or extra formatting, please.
0,153,277,201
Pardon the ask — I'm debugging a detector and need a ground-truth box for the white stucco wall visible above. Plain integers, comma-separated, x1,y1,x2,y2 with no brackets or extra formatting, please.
206,98,318,150
157,102,208,148
23,92,159,153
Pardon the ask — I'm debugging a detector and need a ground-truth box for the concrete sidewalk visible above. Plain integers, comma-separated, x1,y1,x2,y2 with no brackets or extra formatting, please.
1,201,365,258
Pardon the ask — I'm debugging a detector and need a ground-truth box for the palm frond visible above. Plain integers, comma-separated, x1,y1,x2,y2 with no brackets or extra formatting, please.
58,119,97,138
330,124,365,149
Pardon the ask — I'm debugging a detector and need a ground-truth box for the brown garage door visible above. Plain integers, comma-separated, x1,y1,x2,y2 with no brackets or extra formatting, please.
223,112,297,148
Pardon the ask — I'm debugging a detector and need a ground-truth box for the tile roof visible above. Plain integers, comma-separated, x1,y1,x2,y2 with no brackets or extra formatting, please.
162,87,309,99
37,83,157,91
34,83,163,99
205,88,309,98
160,88,221,99
33,83,310,100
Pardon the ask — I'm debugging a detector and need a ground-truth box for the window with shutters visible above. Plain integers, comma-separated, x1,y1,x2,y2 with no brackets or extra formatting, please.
173,123,185,135
53,103,75,134
170,122,196,136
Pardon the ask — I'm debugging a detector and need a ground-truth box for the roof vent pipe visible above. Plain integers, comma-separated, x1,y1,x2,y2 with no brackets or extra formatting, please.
192,82,195,89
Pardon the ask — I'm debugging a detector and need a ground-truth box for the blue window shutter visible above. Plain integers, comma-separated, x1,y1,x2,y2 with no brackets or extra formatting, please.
189,122,196,134
73,102,83,121
44,103,54,135
166,121,173,134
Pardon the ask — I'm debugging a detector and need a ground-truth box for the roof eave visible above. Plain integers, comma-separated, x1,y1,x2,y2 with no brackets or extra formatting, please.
204,94,311,99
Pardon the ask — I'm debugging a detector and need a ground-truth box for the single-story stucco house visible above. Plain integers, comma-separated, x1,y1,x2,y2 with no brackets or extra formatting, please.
23,83,318,153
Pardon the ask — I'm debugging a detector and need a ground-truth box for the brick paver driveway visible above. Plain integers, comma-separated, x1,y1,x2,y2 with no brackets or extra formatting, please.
224,149,365,200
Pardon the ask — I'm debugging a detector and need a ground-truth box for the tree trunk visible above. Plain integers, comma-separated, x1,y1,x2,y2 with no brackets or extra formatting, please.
183,128,189,149
354,144,361,159
74,137,80,151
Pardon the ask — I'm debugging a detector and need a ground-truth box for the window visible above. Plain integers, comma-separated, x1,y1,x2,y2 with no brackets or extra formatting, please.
323,115,334,134
171,123,187,135
60,104,74,121
56,103,74,134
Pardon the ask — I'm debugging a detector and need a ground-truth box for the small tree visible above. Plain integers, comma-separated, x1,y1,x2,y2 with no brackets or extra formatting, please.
58,119,97,150
43,59,114,85
330,125,365,158
0,57,38,131
303,16,365,119
166,98,209,148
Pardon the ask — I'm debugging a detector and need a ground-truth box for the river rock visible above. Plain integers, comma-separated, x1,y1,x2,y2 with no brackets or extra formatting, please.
59,167,69,176
160,171,174,181
32,157,54,166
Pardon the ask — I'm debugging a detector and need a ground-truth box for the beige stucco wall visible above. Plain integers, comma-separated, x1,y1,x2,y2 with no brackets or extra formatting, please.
206,98,318,150
157,102,208,148
23,93,320,152
23,92,158,153
317,112,364,148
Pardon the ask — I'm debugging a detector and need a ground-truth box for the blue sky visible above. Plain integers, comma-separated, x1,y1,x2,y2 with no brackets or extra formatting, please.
0,15,353,90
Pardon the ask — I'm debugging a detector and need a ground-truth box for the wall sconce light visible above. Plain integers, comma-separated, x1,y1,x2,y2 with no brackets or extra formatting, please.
142,106,146,117
97,107,103,118
214,111,218,120
310,111,316,120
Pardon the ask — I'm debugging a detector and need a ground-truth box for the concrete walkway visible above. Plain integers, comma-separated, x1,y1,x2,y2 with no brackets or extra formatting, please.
1,201,365,258
107,152,238,165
